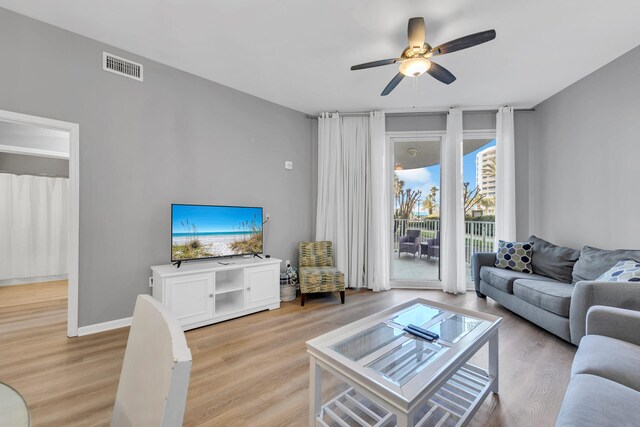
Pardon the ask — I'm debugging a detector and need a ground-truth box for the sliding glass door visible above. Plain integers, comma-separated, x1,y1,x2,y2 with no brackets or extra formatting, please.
463,135,497,283
390,134,442,285
388,131,497,288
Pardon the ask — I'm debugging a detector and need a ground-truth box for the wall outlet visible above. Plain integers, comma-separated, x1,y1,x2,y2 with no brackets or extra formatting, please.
148,276,153,287
285,161,293,170
266,213,271,221
285,259,291,267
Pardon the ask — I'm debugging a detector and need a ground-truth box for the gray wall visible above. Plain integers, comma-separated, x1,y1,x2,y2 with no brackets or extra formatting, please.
385,111,497,132
527,45,640,250
0,8,313,327
0,152,69,177
514,112,534,241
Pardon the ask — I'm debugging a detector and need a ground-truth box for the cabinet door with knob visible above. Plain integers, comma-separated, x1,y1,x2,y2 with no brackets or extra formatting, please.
165,272,214,326
245,264,280,310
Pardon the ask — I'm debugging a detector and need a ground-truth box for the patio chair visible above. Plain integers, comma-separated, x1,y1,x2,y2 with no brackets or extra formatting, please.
298,241,345,306
398,229,421,258
425,231,440,260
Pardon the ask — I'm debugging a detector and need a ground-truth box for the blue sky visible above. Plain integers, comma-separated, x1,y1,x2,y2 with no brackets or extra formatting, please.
395,139,496,210
172,205,262,233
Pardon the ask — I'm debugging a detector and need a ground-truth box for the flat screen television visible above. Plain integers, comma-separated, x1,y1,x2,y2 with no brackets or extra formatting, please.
171,204,263,262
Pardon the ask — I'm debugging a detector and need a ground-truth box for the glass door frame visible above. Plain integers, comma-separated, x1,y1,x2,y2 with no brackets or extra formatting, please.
463,130,497,287
387,131,445,290
387,129,497,290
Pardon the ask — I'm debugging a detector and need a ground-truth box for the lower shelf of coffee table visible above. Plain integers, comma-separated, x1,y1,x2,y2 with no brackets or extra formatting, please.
316,363,492,427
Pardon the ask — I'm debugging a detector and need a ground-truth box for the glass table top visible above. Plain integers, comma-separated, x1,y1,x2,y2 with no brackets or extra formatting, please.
328,302,485,386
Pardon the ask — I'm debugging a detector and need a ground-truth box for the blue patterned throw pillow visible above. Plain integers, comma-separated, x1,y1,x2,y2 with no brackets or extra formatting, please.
495,240,534,273
596,260,640,282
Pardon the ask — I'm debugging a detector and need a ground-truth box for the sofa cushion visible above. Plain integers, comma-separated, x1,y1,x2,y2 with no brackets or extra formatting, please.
480,267,553,294
573,335,640,392
495,240,533,273
556,374,640,427
513,279,573,317
596,260,640,283
572,246,640,284
528,235,580,283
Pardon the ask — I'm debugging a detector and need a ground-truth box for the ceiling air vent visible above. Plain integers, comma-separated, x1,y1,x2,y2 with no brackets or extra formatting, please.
103,52,143,81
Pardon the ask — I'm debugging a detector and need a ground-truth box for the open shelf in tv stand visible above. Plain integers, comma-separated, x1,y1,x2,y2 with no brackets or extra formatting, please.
151,257,282,330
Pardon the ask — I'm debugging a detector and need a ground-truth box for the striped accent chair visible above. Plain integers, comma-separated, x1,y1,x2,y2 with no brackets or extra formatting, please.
298,241,345,306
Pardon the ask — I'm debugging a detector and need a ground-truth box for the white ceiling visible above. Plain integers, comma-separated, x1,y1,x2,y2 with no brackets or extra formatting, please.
2,0,640,114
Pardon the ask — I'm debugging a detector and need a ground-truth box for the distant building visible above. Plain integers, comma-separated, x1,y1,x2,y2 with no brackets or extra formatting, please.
475,146,496,215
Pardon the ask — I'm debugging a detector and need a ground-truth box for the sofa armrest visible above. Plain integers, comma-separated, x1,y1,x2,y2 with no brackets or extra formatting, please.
569,281,640,345
585,305,640,346
472,252,496,293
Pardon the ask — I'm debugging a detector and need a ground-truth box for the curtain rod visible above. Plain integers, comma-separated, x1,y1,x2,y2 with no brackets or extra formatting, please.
306,108,535,119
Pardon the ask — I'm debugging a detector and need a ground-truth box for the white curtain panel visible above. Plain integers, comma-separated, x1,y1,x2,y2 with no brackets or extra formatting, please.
366,112,391,291
340,116,368,288
440,109,466,294
0,173,69,280
315,112,388,289
316,112,344,268
495,106,517,243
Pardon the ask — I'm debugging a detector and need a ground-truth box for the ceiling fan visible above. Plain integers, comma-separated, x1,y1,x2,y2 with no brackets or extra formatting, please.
351,17,496,96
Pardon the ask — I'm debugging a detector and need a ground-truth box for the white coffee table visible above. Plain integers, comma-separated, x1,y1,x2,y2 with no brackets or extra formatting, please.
306,298,501,427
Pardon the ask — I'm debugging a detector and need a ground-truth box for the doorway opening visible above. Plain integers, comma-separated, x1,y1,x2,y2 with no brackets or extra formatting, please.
0,110,79,336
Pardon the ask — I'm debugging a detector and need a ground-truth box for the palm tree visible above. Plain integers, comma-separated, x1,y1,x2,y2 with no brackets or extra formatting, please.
421,186,439,215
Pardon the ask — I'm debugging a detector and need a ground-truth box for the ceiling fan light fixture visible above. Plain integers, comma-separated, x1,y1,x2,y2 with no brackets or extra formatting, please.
399,57,431,77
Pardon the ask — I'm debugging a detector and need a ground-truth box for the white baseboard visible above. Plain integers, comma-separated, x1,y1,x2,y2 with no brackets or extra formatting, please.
77,316,132,336
0,274,68,287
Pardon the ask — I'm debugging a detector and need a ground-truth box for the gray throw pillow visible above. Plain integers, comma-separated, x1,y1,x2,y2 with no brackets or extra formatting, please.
528,235,580,284
572,246,640,284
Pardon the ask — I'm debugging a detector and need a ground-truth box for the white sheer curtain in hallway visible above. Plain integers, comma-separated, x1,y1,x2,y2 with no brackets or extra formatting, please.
0,173,69,280
316,112,390,290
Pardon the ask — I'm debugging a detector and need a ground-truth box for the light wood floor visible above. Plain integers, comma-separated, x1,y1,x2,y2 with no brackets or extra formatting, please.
0,284,576,427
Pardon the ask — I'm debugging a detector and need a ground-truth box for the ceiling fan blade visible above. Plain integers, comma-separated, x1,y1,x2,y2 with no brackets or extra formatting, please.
408,17,426,49
430,29,496,56
427,61,456,85
350,59,398,71
381,72,404,96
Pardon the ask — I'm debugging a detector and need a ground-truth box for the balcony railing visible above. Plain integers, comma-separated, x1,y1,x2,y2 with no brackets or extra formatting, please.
393,218,495,265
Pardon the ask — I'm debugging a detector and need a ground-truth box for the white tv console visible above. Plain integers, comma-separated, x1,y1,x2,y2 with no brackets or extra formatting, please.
151,257,281,331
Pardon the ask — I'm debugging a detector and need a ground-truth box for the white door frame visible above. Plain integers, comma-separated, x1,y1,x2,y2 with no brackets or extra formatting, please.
387,131,445,289
0,109,79,337
387,130,497,290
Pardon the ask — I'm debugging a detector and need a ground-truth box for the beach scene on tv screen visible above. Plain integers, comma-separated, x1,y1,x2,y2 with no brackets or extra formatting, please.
172,205,263,261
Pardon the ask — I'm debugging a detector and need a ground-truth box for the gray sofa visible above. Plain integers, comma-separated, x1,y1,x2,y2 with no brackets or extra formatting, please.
472,236,640,345
556,306,640,426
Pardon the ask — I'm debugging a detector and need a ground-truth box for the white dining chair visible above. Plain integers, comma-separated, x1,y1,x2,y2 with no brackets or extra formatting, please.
111,295,192,427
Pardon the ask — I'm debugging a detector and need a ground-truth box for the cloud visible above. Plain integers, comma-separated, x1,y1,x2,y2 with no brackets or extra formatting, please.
395,168,430,183
395,168,439,195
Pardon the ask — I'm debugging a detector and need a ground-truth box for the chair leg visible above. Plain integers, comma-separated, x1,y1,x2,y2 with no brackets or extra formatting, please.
301,293,306,306
340,291,345,304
